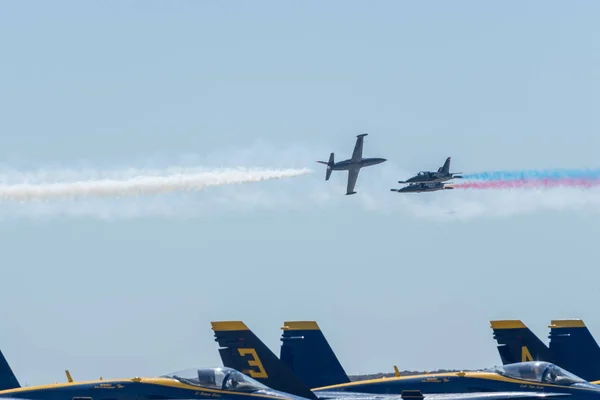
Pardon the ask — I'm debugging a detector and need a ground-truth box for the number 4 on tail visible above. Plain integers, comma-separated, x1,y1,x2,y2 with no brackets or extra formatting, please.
522,346,534,362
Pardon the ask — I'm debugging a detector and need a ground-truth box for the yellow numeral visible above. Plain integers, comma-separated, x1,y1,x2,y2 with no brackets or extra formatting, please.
238,348,268,378
521,346,533,362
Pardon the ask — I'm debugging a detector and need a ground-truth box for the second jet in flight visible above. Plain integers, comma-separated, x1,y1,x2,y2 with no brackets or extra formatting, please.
316,134,386,195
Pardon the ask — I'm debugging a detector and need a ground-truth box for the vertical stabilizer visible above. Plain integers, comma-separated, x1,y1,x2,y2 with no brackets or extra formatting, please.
490,320,550,364
0,350,20,391
280,321,349,389
549,319,600,382
326,153,334,181
438,157,451,174
211,321,317,400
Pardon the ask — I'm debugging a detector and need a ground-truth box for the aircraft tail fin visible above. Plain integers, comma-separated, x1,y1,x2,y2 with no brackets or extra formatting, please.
211,321,317,400
548,319,600,382
490,320,550,364
0,350,20,391
280,321,349,389
438,157,451,174
316,153,334,180
326,153,334,180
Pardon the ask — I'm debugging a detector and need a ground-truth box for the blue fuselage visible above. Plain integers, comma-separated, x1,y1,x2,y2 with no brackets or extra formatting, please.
0,378,293,400
314,372,600,399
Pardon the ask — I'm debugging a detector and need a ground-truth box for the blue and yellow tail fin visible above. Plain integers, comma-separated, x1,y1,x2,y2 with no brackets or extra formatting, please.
548,319,600,382
0,350,20,391
490,320,550,364
211,321,317,400
280,321,349,389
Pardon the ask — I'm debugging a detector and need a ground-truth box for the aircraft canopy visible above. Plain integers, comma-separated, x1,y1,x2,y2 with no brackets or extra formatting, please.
163,367,271,393
494,361,586,385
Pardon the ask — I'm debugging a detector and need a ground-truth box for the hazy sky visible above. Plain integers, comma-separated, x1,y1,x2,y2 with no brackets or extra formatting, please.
1,0,600,386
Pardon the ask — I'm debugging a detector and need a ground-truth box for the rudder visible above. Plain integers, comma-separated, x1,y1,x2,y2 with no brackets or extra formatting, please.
280,321,349,389
211,321,317,400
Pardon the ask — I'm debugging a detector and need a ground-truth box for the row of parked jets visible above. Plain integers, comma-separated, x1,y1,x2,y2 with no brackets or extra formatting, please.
316,134,463,195
2,318,600,400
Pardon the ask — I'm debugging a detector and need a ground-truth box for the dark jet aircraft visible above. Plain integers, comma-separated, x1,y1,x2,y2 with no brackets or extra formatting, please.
399,157,462,184
390,182,454,193
316,134,386,195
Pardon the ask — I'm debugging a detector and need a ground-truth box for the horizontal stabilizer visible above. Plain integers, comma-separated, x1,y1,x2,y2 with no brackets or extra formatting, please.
346,192,356,195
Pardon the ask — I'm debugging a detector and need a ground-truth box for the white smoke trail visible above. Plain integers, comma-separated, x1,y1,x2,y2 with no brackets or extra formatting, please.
0,167,311,201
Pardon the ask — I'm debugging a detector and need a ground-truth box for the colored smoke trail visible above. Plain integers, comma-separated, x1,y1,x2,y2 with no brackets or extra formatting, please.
451,178,600,190
0,167,311,202
462,168,600,181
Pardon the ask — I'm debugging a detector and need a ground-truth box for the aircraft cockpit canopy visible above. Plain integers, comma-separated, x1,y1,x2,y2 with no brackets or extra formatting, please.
494,362,587,385
162,367,271,393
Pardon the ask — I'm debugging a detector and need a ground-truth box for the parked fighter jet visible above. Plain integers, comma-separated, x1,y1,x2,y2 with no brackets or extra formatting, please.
211,320,600,400
316,134,386,195
390,182,454,193
0,348,307,400
399,157,462,184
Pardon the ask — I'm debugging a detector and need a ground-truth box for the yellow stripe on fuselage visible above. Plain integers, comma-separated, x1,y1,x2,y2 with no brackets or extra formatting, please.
0,378,128,393
0,377,286,399
315,371,600,392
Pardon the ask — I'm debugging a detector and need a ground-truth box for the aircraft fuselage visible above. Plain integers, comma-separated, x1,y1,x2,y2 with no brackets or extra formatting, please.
330,158,387,171
0,378,290,400
403,175,456,184
314,371,600,398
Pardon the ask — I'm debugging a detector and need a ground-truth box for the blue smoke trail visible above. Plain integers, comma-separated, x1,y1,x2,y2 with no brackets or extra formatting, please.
463,168,600,181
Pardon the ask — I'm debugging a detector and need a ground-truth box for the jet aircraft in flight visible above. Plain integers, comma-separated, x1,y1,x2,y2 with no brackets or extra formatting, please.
316,134,386,195
390,182,454,193
399,157,462,184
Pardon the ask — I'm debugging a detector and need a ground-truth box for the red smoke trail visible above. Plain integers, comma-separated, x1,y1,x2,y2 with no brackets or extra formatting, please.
451,178,600,190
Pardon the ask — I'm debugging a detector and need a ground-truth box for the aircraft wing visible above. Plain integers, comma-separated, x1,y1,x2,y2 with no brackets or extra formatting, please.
350,134,367,162
346,168,360,195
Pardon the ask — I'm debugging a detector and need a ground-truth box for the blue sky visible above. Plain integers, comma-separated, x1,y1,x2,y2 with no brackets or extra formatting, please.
1,0,600,385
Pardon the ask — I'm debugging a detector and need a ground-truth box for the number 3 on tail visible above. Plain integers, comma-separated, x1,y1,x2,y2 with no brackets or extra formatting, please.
238,348,268,378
